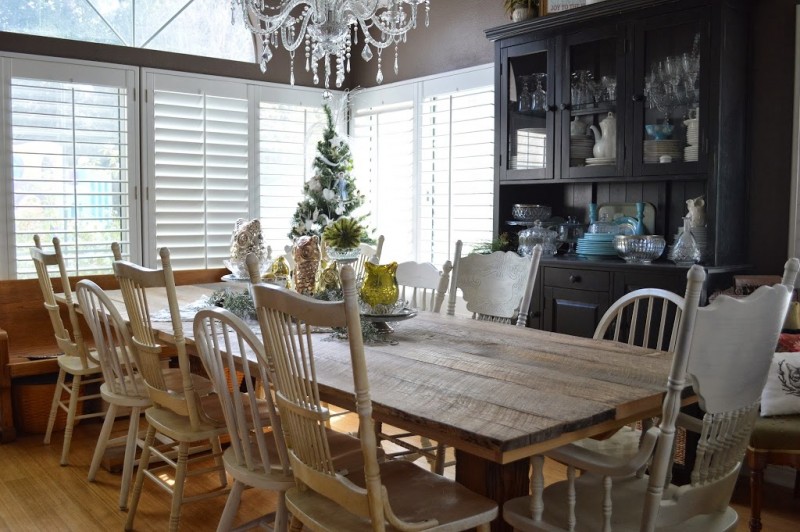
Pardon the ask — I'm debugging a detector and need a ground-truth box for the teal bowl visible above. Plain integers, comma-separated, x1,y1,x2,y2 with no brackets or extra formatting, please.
645,124,674,140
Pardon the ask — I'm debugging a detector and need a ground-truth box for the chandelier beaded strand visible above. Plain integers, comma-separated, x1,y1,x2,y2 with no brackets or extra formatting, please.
232,0,432,88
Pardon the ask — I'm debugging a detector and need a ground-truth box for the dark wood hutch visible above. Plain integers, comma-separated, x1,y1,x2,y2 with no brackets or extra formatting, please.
486,0,749,337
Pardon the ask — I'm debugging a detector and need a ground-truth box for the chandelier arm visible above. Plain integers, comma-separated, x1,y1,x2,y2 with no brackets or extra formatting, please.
238,0,309,32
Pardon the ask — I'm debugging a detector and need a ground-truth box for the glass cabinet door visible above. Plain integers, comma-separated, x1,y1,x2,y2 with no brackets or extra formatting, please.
560,27,626,179
632,9,707,176
501,39,555,181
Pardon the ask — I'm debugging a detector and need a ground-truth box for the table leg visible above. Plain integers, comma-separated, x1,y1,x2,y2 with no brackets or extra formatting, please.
455,450,529,532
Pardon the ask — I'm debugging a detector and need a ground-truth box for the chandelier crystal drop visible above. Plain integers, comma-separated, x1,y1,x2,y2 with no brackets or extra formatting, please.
231,1,432,89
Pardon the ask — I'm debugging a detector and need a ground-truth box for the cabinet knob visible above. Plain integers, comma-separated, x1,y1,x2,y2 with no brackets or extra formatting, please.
569,274,581,283
560,103,570,111
546,104,557,112
632,94,645,102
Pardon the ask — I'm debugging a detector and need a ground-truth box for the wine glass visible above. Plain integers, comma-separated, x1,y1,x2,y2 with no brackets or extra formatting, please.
531,73,547,112
518,75,532,113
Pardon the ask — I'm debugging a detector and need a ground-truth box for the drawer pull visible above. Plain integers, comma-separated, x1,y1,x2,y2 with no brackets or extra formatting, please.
569,274,581,284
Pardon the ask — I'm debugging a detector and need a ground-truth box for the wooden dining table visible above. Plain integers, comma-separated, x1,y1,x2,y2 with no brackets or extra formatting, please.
74,282,680,532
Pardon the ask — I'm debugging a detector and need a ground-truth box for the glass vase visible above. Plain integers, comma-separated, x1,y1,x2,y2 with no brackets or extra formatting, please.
670,216,701,265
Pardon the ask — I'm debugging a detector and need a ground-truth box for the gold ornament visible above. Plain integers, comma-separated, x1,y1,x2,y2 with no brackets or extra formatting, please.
293,235,321,296
323,217,365,250
271,256,290,278
316,261,340,293
360,262,399,308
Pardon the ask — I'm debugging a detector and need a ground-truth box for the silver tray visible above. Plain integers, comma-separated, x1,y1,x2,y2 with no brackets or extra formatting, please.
361,308,418,323
221,274,249,282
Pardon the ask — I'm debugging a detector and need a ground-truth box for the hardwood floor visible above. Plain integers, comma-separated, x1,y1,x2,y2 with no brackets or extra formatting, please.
0,415,797,531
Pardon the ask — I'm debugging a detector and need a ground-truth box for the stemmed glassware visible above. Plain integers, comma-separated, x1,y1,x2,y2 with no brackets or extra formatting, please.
644,33,701,122
518,74,532,113
531,73,547,112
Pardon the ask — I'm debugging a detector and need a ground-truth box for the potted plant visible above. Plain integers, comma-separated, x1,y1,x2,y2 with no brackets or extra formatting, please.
504,0,539,22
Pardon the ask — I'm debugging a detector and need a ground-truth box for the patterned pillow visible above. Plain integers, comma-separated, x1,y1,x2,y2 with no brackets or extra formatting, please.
761,352,800,417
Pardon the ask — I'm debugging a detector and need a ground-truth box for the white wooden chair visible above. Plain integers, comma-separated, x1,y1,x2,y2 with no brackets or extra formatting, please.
354,234,385,283
193,307,295,532
116,248,229,532
76,279,150,510
396,259,452,312
31,235,104,466
251,265,498,531
503,259,800,532
448,240,541,326
573,287,687,458
378,259,454,474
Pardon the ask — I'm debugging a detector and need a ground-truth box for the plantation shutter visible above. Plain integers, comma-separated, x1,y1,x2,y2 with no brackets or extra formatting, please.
420,86,495,266
7,57,137,278
351,100,415,263
258,102,326,250
147,72,250,270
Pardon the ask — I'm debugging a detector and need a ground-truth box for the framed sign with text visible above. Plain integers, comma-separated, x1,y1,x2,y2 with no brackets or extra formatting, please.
542,0,590,15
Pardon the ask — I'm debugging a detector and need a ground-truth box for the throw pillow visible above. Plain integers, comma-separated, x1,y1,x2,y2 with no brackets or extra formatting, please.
761,352,800,417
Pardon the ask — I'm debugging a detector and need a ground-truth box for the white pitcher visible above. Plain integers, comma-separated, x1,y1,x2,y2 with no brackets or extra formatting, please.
589,112,617,159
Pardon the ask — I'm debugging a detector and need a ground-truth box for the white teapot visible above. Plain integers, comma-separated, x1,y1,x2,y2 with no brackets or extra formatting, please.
589,112,617,159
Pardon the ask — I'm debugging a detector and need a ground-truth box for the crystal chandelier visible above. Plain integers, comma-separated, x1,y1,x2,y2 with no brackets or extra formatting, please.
231,1,431,88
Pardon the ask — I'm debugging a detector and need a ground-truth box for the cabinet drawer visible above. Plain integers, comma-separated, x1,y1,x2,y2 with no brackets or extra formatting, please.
544,268,610,292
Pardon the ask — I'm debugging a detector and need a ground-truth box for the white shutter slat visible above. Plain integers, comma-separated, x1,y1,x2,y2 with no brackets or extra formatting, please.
11,74,132,277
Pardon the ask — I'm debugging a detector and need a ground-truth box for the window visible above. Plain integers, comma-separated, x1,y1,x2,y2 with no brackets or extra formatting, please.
351,65,494,266
1,56,138,278
420,85,495,266
0,0,254,63
144,71,250,270
258,100,326,250
352,100,416,262
142,71,331,270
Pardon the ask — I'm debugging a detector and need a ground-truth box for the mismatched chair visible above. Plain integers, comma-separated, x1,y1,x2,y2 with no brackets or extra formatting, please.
115,248,228,532
572,287,686,458
378,259,454,474
193,307,295,532
503,259,799,532
75,279,150,510
354,234,385,282
448,240,541,327
252,265,499,531
31,235,104,465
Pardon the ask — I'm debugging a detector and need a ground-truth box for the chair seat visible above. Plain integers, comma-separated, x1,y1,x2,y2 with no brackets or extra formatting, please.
100,379,151,408
286,460,498,531
222,445,295,490
144,394,228,442
503,469,739,532
570,425,642,456
57,352,102,375
749,414,800,450
162,369,215,397
325,427,384,473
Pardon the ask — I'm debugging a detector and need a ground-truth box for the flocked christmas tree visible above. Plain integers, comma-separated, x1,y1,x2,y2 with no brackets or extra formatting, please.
288,104,367,241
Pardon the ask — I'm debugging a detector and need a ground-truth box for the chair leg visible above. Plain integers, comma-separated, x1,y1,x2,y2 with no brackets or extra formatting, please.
275,492,289,532
211,435,227,487
289,515,304,532
125,424,156,532
217,480,245,532
748,450,767,532
119,406,142,510
169,441,190,532
88,402,118,481
434,442,447,475
43,368,66,445
60,374,82,465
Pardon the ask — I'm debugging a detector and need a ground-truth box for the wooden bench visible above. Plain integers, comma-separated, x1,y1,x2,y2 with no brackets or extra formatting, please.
0,267,228,443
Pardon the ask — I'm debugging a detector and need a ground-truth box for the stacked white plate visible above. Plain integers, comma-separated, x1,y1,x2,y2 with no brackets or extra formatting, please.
684,120,699,162
576,233,618,257
570,135,594,165
673,225,707,260
644,139,683,164
585,157,616,166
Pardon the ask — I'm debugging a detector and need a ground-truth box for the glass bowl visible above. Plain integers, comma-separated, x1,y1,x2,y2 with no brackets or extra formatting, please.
645,124,675,140
512,204,551,221
614,235,666,264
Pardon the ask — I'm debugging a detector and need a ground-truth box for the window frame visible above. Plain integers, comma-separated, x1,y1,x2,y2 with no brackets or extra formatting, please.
0,51,141,279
